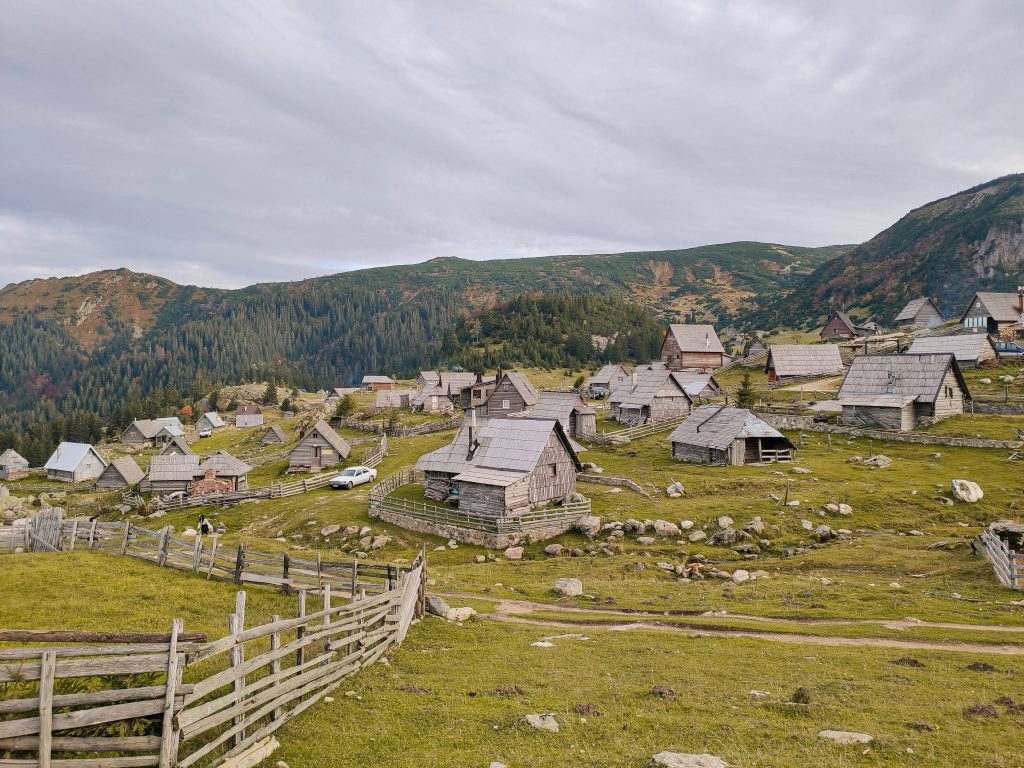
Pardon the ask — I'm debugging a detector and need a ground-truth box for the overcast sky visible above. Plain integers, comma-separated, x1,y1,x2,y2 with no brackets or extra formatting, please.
1,1,1022,289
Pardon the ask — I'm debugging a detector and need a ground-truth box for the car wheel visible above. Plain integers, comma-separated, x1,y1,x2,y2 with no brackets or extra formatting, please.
345,483,352,490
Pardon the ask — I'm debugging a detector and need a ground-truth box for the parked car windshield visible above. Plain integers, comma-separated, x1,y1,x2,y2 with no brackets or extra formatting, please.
340,468,359,476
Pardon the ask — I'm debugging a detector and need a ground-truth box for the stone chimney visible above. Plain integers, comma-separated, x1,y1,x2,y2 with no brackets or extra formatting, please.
1018,285,1023,313
204,469,216,481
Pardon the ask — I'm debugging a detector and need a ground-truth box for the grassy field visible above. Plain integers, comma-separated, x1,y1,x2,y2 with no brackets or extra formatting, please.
2,401,1023,767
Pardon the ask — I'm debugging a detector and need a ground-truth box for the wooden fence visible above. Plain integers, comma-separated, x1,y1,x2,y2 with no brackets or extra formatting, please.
0,552,426,768
368,468,592,535
981,529,1023,590
596,413,689,443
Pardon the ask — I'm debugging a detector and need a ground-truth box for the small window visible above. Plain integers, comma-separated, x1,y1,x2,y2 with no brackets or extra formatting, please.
546,463,557,478
502,399,510,410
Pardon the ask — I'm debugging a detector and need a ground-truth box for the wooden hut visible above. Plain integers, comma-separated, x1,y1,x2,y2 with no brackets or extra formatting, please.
325,387,360,404
895,297,945,330
374,389,416,412
907,334,998,368
159,436,194,456
361,375,397,391
765,344,845,383
669,406,795,465
525,391,597,440
288,420,351,471
836,353,968,431
960,289,1024,339
586,364,631,393
121,418,185,446
235,404,264,428
197,451,252,491
459,374,497,410
0,449,29,480
141,454,200,495
416,371,441,387
613,369,693,425
44,443,106,483
96,457,145,490
195,412,226,432
660,324,726,370
261,424,287,446
821,311,875,341
669,370,722,399
415,414,584,517
483,371,539,417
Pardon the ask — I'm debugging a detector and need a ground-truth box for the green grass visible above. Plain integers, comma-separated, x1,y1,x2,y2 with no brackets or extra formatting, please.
919,414,1024,440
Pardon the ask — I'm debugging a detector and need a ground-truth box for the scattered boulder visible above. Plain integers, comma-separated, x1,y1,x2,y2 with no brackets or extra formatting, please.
359,525,372,536
717,516,733,529
553,577,584,597
732,569,750,583
979,377,992,385
863,454,892,468
446,606,476,622
815,525,835,542
425,596,451,618
791,467,812,474
636,536,655,546
654,519,681,537
182,527,197,537
320,524,341,537
370,535,391,550
522,713,559,733
652,753,728,768
688,530,707,543
575,515,602,537
708,528,750,547
504,546,524,561
744,517,765,535
951,479,983,503
624,519,646,534
818,730,873,745
666,481,685,496
650,684,676,701
544,544,564,557
679,520,694,530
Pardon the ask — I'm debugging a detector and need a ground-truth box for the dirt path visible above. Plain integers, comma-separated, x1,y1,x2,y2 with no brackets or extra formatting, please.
437,593,1024,655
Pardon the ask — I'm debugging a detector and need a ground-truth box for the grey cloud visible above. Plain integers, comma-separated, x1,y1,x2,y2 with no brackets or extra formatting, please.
1,0,1022,288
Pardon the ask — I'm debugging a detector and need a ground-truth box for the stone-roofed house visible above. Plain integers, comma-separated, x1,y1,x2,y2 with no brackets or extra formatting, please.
836,353,969,431
159,436,195,456
197,451,253,491
895,297,945,330
660,324,726,370
960,288,1024,339
907,334,998,368
586,364,631,393
195,412,226,433
289,420,352,471
0,449,30,480
612,369,694,425
765,344,845,383
235,404,264,428
483,371,539,417
96,456,145,490
44,443,106,483
669,406,795,465
414,413,584,523
260,424,287,447
121,417,185,446
523,391,597,440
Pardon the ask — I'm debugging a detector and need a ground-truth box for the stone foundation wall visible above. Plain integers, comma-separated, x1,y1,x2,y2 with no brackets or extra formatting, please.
759,414,1022,450
368,507,574,548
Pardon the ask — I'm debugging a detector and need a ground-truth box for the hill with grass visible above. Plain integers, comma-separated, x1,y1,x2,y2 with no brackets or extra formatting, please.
754,173,1024,329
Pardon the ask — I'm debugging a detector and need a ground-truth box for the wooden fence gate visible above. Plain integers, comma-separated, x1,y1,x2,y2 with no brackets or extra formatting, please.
27,508,65,553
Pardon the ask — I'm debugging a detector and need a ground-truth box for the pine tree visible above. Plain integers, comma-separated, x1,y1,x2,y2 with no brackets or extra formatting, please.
261,381,278,406
335,394,355,418
736,371,756,409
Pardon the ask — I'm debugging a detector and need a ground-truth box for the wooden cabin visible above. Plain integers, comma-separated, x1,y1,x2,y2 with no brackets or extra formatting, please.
0,449,29,480
668,370,722,399
459,375,497,410
44,443,106,483
613,369,693,425
669,406,795,465
325,387,360,404
235,404,264,428
261,424,287,446
820,311,875,341
765,344,845,383
417,371,441,387
141,454,201,495
660,324,725,371
121,418,185,446
525,391,597,440
361,375,397,391
907,334,998,368
895,297,945,330
96,457,145,490
197,451,252,491
415,415,584,518
195,412,226,433
483,371,539,417
374,389,415,412
586,364,631,393
288,420,351,471
159,436,194,456
960,289,1024,339
836,353,968,431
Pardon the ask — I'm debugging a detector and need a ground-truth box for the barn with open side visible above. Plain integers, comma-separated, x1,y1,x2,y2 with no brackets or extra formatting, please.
668,406,795,465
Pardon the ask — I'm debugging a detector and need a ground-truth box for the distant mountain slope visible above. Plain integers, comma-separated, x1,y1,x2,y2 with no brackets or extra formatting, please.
754,174,1024,328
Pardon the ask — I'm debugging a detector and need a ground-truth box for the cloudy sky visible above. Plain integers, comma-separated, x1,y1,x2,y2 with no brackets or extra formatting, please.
1,1,1022,289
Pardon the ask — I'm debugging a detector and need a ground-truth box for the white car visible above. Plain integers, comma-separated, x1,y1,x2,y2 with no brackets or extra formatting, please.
329,466,377,490
198,427,212,438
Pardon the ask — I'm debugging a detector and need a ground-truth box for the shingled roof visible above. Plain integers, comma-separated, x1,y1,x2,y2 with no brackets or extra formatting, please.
895,297,943,323
618,369,691,410
586,364,629,387
106,456,145,486
44,443,106,473
527,391,595,423
959,291,1024,323
907,334,996,363
837,353,968,404
199,451,253,477
146,454,201,482
669,371,721,396
501,371,539,407
159,435,195,456
666,324,725,354
669,406,793,452
126,419,185,439
765,345,845,378
308,420,352,459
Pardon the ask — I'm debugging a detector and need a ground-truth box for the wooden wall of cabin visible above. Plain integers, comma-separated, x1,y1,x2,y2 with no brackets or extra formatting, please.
288,430,343,469
527,433,577,505
672,442,726,465
841,404,913,431
650,395,691,421
574,412,597,439
424,471,455,501
485,379,528,416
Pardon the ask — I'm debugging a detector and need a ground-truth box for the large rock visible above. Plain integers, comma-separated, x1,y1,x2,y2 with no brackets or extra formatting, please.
504,546,524,560
425,596,451,618
575,515,602,537
708,528,750,547
679,520,695,530
817,730,873,745
320,524,341,537
624,519,646,534
553,577,584,597
652,753,728,768
522,713,559,733
544,544,564,557
863,454,892,468
446,606,476,622
370,535,391,550
815,525,835,541
951,479,984,503
653,520,681,537
688,530,707,543
717,516,733,529
744,517,765,535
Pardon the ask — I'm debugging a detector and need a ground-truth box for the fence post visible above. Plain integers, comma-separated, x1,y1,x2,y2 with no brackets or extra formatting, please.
282,552,290,593
350,559,358,599
417,546,427,619
322,583,332,657
206,535,219,580
38,650,56,768
296,589,307,666
158,618,183,768
191,535,203,572
120,521,131,554
233,543,245,584
157,527,170,567
67,518,78,552
231,592,246,747
88,518,97,549
270,614,282,721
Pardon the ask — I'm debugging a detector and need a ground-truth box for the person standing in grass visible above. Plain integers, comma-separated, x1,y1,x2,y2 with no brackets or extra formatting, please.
197,514,211,536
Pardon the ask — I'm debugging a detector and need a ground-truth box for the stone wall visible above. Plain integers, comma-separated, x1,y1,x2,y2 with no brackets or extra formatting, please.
971,402,1024,416
759,414,1022,450
369,507,574,548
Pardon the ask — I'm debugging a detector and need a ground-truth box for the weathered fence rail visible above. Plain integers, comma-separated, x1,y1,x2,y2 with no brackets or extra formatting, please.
596,413,689,444
981,529,1023,589
0,553,426,768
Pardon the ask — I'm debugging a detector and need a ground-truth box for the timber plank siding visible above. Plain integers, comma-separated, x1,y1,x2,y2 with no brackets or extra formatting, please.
288,422,351,471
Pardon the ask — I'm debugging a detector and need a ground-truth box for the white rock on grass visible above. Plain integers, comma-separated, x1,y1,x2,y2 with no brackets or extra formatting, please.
818,730,873,745
717,516,733,529
679,520,695,530
654,519,682,537
732,569,750,583
544,543,564,557
504,546,524,560
653,753,729,767
688,530,707,543
425,596,451,618
950,479,983,503
522,713,559,733
575,515,602,536
446,606,476,622
553,577,584,597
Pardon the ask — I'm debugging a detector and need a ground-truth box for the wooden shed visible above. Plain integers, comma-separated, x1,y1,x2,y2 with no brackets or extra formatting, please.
374,389,416,412
121,418,185,446
895,297,945,330
669,370,722,399
44,443,106,483
235,404,264,428
483,371,539,417
195,412,226,432
141,454,200,495
820,311,874,341
0,449,30,480
765,344,845,382
96,456,145,490
586,364,632,393
836,353,968,431
362,375,397,391
197,451,252,491
612,369,693,425
415,415,584,518
288,420,352,472
660,324,725,371
669,406,795,465
907,334,998,368
525,391,597,440
261,424,287,446
159,436,195,456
